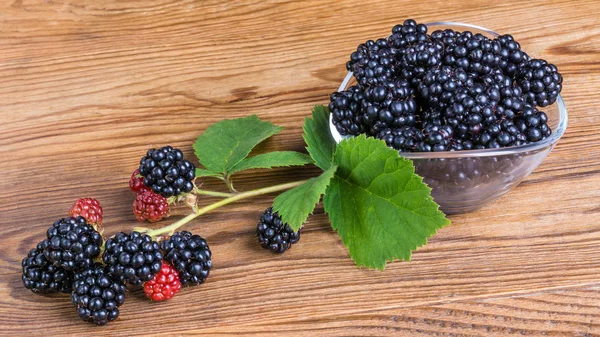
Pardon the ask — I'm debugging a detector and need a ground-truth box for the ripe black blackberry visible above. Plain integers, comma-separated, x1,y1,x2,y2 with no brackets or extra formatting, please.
361,79,418,135
256,207,300,253
443,83,501,140
138,146,195,198
102,231,163,286
160,231,212,286
388,19,429,53
514,105,552,142
496,34,530,78
71,263,126,325
42,216,103,272
430,29,459,47
22,242,73,294
347,38,397,86
516,59,563,107
418,66,474,109
329,85,366,136
376,126,425,152
442,31,502,77
398,41,444,85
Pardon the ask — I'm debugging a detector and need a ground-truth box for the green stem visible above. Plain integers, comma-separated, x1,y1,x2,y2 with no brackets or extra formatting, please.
195,189,235,198
146,179,307,238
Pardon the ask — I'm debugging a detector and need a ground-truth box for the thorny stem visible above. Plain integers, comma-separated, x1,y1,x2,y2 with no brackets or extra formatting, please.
145,180,307,238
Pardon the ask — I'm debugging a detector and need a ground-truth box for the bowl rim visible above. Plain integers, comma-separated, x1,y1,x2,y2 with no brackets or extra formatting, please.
330,21,568,159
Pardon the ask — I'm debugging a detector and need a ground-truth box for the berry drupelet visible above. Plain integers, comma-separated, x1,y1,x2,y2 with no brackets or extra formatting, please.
256,207,301,253
329,85,366,136
160,231,212,286
42,216,103,272
516,59,563,107
102,231,163,286
71,263,126,325
22,242,73,294
138,146,195,198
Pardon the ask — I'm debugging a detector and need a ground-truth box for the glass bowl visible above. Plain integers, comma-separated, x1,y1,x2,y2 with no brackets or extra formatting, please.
329,21,568,215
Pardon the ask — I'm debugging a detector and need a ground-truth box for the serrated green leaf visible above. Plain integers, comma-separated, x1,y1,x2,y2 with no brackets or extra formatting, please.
193,115,283,175
272,164,337,231
229,151,313,175
323,135,450,270
303,105,336,170
195,168,223,179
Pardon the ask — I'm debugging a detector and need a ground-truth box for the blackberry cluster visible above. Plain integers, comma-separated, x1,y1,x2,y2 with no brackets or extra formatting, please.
256,207,300,253
160,231,212,286
138,146,195,198
42,216,103,272
331,19,562,152
102,231,163,286
71,263,126,325
22,242,73,294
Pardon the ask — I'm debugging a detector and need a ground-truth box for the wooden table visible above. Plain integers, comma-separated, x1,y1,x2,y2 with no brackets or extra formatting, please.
2,0,599,335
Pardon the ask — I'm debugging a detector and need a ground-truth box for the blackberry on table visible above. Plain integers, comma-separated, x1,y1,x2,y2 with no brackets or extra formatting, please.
516,59,563,107
102,231,163,286
42,216,103,272
329,85,366,136
361,79,418,135
347,38,397,86
160,231,212,286
256,207,300,253
22,242,73,294
71,263,126,325
138,146,195,198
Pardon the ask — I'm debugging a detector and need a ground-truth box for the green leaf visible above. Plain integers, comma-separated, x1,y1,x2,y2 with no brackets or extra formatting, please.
229,151,313,175
323,135,450,270
193,115,283,175
195,168,223,179
272,164,337,231
303,105,336,170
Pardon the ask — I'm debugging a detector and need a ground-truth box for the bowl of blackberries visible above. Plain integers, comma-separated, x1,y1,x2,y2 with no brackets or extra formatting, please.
329,20,567,214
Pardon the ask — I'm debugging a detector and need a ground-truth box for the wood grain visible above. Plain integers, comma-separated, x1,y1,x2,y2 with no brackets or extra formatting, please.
1,0,600,335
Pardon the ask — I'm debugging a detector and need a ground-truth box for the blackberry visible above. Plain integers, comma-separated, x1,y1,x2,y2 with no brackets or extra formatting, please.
160,231,212,286
514,105,552,142
442,31,502,77
398,41,444,85
329,85,366,136
138,146,195,198
347,38,397,86
102,231,163,286
443,83,501,141
422,124,456,152
418,66,474,109
376,126,425,152
430,28,459,47
516,59,563,107
71,263,126,325
42,216,103,272
388,19,429,54
361,79,418,135
22,242,73,294
496,34,530,78
256,207,300,253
